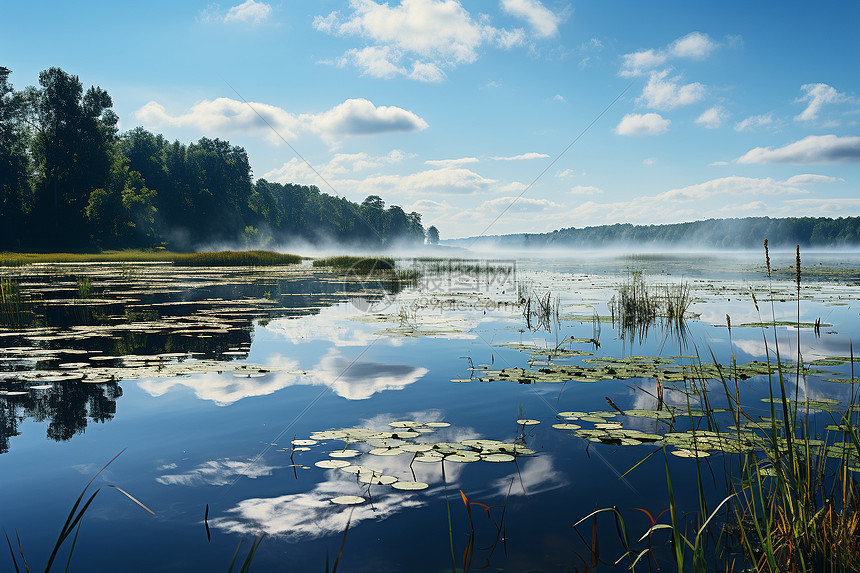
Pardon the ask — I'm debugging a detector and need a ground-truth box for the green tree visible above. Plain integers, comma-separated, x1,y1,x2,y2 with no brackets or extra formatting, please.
0,68,32,249
31,67,117,247
426,225,440,245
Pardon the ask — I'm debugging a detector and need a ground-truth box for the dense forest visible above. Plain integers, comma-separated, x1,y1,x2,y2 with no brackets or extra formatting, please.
462,217,860,249
0,67,428,252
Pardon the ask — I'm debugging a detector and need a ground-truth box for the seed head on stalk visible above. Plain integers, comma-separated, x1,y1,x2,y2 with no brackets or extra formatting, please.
795,245,801,289
764,238,771,277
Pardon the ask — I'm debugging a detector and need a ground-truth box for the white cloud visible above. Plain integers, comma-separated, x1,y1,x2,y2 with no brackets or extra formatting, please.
555,168,575,178
736,135,860,164
550,173,845,228
795,83,852,122
356,167,498,195
619,49,667,78
734,113,773,132
490,152,550,160
615,113,670,135
669,31,718,59
783,174,842,186
642,158,656,166
157,458,278,486
620,31,718,77
137,367,302,406
224,0,272,24
479,196,561,213
696,106,728,129
315,0,550,81
424,157,479,167
553,94,566,102
303,98,428,138
134,98,300,144
316,0,526,81
134,97,428,146
569,185,603,195
500,0,563,38
638,70,705,110
490,456,567,496
405,198,455,213
199,0,272,24
264,150,410,183
781,197,860,216
655,175,817,202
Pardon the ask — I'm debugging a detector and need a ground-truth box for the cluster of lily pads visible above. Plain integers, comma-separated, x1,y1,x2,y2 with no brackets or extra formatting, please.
0,346,281,392
290,420,536,505
459,354,842,385
547,401,860,467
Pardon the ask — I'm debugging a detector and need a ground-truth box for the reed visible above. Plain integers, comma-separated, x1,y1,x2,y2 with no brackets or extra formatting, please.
312,255,395,272
0,277,29,327
578,242,860,571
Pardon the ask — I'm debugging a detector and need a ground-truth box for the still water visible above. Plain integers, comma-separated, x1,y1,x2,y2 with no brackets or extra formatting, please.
1,251,859,571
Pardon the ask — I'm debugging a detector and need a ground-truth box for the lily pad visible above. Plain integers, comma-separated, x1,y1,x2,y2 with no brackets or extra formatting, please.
314,460,351,469
391,481,429,490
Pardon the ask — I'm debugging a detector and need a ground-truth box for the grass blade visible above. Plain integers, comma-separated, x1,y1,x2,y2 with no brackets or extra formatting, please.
4,530,21,573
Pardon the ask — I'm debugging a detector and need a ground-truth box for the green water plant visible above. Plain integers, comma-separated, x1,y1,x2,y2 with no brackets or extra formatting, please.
4,450,154,573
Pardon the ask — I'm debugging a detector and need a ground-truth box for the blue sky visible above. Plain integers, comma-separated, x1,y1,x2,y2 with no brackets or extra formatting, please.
2,0,859,239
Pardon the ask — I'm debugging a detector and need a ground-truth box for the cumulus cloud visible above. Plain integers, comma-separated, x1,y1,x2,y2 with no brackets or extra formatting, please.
224,0,272,24
734,113,774,132
553,94,566,102
615,112,670,135
500,0,563,38
620,31,718,77
200,0,273,24
134,98,300,143
736,135,860,164
795,83,853,122
569,185,603,195
315,0,548,81
133,97,427,145
696,106,728,129
638,70,706,110
669,31,718,59
490,152,550,161
302,98,428,138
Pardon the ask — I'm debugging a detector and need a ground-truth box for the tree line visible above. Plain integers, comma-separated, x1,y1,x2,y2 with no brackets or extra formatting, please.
473,217,860,249
0,67,431,251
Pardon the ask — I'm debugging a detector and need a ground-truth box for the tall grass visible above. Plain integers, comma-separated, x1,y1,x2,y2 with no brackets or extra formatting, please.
578,242,860,571
312,256,395,272
609,271,694,341
0,277,30,327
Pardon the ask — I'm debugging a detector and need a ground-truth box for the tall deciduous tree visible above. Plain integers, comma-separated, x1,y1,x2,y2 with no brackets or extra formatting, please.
31,67,117,247
0,68,32,249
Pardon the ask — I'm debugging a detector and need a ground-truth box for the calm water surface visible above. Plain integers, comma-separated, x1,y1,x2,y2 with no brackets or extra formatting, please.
2,252,859,571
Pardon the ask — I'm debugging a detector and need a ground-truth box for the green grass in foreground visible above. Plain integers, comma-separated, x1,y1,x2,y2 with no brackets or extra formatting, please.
0,250,301,267
312,255,395,272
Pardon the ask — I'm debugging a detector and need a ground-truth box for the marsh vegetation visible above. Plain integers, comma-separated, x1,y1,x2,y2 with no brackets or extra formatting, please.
2,247,860,571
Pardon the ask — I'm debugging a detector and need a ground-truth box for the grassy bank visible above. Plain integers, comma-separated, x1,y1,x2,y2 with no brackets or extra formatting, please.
0,250,301,267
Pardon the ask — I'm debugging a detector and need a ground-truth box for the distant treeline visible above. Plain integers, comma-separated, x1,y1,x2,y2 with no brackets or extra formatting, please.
0,67,428,251
465,217,860,249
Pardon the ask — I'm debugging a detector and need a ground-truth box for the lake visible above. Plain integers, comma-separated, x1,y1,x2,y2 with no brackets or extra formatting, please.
2,250,859,571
